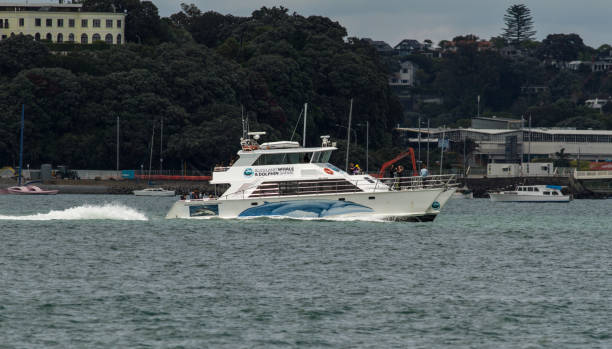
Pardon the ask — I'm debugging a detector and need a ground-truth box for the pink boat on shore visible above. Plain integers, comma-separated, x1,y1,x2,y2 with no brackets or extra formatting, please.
6,185,58,195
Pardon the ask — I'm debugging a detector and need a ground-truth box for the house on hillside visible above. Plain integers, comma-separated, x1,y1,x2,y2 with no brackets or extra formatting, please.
394,39,422,56
389,61,417,87
363,38,394,55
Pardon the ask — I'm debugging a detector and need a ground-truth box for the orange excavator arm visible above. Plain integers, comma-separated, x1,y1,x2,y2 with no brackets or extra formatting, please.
377,148,418,178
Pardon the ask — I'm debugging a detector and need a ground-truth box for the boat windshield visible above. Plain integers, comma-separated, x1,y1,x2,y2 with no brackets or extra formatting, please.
253,150,332,165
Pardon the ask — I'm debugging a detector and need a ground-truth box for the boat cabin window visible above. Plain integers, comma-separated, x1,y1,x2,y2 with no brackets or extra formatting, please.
543,191,550,195
518,187,523,191
527,187,533,192
254,152,313,165
533,187,539,192
552,191,559,196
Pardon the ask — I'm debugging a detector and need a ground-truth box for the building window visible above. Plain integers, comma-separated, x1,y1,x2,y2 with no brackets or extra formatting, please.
106,19,112,28
93,19,100,28
68,33,74,42
46,18,52,27
45,33,52,41
116,34,121,44
81,33,88,44
35,18,41,27
92,33,101,42
57,19,64,27
1,35,5,39
0,19,3,28
117,19,121,28
19,18,24,27
69,19,75,27
81,19,88,28
57,33,63,43
105,33,112,44
34,33,40,41
4,19,8,28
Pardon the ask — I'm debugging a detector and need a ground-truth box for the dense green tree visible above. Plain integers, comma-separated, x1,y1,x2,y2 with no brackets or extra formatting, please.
536,33,586,61
502,4,536,45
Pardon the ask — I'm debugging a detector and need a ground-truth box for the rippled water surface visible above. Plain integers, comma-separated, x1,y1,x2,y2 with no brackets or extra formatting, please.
1,195,611,348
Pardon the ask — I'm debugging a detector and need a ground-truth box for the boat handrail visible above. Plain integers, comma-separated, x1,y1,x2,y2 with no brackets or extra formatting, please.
216,174,457,200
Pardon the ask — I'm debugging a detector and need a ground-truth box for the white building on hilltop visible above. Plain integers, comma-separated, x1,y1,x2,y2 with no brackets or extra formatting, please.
0,2,125,44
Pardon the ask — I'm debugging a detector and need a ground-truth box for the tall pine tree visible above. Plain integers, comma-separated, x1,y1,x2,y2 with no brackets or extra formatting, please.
502,4,536,45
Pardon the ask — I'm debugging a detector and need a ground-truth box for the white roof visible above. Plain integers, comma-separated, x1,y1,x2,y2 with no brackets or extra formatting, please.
397,127,612,136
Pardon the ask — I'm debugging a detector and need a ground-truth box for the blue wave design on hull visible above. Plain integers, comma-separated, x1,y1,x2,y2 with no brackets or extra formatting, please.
238,200,373,218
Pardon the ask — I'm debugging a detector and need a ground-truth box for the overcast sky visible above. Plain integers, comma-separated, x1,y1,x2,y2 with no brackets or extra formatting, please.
150,0,611,48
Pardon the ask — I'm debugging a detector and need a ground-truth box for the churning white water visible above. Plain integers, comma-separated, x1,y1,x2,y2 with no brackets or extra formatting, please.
0,203,148,221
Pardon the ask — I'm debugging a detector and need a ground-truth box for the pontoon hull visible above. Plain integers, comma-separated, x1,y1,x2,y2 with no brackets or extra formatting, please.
166,188,449,221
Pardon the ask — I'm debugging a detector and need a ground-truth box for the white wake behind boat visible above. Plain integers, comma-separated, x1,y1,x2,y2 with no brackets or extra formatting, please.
489,185,570,202
166,133,457,221
133,188,175,196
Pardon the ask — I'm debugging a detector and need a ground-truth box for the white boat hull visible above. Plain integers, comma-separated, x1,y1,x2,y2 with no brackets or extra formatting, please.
166,188,450,221
489,193,570,202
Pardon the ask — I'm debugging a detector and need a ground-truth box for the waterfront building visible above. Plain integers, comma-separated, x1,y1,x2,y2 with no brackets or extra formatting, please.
397,126,612,163
0,2,125,44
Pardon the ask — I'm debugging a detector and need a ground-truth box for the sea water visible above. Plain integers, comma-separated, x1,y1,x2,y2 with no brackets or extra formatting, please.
0,195,611,348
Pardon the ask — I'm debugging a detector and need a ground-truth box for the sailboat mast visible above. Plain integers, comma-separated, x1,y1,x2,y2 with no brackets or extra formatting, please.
160,116,163,173
303,103,308,147
148,124,155,182
18,104,24,186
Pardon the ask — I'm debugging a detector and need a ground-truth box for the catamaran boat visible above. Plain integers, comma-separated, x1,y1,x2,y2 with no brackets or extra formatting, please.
166,133,457,221
133,187,175,196
488,185,570,202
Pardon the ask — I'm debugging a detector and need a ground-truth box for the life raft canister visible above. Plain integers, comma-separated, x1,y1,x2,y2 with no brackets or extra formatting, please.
324,168,334,175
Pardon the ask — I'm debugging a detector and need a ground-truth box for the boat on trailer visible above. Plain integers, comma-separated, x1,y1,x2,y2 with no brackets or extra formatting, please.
166,133,457,221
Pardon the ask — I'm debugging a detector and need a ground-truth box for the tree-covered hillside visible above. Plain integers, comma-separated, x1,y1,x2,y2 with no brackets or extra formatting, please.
0,4,402,171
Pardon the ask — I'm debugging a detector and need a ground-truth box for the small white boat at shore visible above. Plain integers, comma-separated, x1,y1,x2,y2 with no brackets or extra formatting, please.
133,188,175,196
7,185,58,195
489,185,570,202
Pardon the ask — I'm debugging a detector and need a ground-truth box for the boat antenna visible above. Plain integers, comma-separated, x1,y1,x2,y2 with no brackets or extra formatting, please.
303,103,308,147
18,104,24,186
241,105,247,140
345,98,353,172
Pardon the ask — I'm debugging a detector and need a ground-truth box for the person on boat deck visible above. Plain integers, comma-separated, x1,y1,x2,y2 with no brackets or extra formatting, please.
389,164,397,177
420,165,429,177
180,194,186,200
348,163,356,174
353,164,361,175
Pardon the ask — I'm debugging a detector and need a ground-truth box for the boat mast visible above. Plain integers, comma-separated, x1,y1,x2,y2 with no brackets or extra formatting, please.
440,125,446,175
160,115,163,173
18,104,24,186
148,124,155,184
345,98,353,172
303,103,308,147
116,115,119,174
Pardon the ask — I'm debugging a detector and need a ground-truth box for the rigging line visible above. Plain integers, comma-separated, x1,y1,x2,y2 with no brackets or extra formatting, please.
289,108,304,142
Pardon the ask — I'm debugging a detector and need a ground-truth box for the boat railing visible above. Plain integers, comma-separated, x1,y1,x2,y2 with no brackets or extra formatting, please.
218,174,456,200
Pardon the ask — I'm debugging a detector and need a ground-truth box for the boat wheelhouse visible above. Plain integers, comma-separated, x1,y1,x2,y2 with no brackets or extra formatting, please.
166,133,457,221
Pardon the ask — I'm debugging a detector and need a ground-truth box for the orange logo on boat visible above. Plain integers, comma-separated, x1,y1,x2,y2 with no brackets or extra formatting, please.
324,168,334,175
